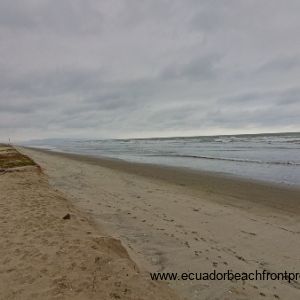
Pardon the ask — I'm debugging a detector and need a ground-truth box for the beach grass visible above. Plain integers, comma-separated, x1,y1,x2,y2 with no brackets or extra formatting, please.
0,144,36,169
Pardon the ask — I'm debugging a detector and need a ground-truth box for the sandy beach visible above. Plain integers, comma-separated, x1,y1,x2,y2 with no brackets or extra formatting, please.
17,147,300,300
0,145,178,300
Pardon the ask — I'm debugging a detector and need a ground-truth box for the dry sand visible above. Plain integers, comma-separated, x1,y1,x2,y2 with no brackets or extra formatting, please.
18,147,300,300
0,145,179,300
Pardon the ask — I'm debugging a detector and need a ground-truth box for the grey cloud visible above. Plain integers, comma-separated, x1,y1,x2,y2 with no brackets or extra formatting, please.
62,93,138,116
189,2,233,32
0,67,105,98
204,103,300,128
218,87,300,108
0,0,299,141
277,87,300,106
0,0,103,35
256,56,300,74
161,54,221,81
0,98,51,114
0,1,36,29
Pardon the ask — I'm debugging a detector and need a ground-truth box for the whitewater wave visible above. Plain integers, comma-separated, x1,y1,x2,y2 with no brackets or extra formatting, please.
150,154,300,166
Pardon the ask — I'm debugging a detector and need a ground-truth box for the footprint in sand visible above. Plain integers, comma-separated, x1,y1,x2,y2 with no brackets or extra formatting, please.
184,241,190,248
235,255,246,262
241,230,257,236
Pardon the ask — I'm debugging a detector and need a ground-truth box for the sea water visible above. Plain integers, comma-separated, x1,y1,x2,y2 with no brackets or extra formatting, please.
24,132,300,186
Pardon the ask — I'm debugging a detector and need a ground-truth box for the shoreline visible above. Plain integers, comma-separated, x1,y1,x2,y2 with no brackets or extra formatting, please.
23,146,300,187
23,146,300,215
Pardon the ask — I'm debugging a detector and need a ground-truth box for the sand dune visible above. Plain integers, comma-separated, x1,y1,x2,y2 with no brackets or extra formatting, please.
0,145,178,300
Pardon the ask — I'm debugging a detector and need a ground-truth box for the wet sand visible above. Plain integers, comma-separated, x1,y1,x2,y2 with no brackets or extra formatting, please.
20,147,300,300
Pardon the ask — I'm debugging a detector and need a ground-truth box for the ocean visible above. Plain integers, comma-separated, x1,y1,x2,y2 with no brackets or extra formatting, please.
24,132,300,186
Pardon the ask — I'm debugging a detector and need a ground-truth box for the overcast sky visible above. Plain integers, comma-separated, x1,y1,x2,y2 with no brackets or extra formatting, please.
1,0,300,141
